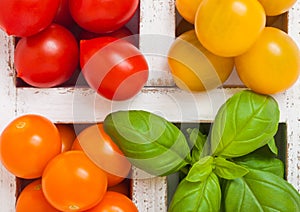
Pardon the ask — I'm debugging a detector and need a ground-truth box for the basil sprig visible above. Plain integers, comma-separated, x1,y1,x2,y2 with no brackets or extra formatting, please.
103,90,300,211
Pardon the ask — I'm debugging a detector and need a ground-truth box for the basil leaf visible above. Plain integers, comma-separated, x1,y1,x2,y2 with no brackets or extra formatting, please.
234,149,284,178
211,90,279,158
169,173,221,212
222,169,300,212
214,157,249,180
187,128,208,163
267,138,278,155
103,110,192,176
186,156,213,182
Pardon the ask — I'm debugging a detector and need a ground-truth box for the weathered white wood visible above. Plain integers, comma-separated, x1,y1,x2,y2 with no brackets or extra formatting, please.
140,0,176,86
0,31,17,212
285,2,300,192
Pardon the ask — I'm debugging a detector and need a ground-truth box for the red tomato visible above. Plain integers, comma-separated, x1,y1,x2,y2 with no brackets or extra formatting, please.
80,37,149,100
73,124,132,187
42,151,108,211
53,0,75,28
0,0,60,37
78,27,133,40
14,24,79,88
0,114,61,179
85,191,138,212
16,179,60,212
69,0,139,33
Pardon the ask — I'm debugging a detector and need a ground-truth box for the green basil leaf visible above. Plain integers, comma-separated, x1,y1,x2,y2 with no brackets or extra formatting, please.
211,90,279,158
234,149,284,178
103,110,192,176
187,128,209,163
186,156,213,182
222,169,300,212
214,157,249,180
267,138,278,155
169,173,221,212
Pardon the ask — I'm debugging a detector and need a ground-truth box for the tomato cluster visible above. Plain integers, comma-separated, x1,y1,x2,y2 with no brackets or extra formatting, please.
0,0,148,101
0,114,137,211
171,0,300,94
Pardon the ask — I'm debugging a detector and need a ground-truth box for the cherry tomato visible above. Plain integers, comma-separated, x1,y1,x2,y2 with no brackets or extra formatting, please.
73,124,131,187
78,27,133,40
80,37,149,100
0,0,60,37
14,24,79,88
235,27,300,94
176,0,203,24
168,30,234,91
69,0,139,33
107,179,131,197
16,179,59,212
258,0,297,16
56,124,76,152
53,0,75,28
85,191,138,212
42,151,108,211
0,114,61,179
195,0,266,57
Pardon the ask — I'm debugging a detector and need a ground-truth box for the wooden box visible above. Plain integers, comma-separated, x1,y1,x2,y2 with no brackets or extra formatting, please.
0,0,299,211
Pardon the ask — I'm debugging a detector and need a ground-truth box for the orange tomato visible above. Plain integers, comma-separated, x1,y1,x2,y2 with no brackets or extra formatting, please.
42,151,108,211
258,0,297,16
176,0,203,24
16,179,59,212
0,114,61,179
56,124,76,152
235,27,300,94
85,191,138,212
195,0,266,57
74,123,131,187
168,30,234,91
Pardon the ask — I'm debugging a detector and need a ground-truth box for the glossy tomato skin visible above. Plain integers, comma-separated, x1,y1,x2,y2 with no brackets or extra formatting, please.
69,0,139,33
0,114,61,179
42,151,108,211
80,37,149,101
73,124,131,187
85,191,138,212
195,0,266,57
176,0,203,24
14,24,79,88
0,0,60,37
258,0,297,16
168,30,234,91
235,27,300,94
16,179,60,212
53,0,75,28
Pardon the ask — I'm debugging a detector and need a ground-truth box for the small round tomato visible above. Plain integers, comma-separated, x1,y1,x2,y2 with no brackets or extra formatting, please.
42,151,108,211
14,24,79,88
56,124,76,152
168,30,234,91
0,0,60,37
258,0,297,16
85,191,138,212
0,114,61,179
176,0,203,24
74,124,131,187
16,179,59,212
235,27,300,94
69,0,139,33
195,0,266,57
80,37,149,100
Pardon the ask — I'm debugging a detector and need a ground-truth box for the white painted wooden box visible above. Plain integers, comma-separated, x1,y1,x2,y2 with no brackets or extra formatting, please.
0,0,300,211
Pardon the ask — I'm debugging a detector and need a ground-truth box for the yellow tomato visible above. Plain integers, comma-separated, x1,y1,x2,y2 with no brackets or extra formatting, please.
195,0,266,57
258,0,297,16
168,30,234,92
235,27,300,94
176,0,203,24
